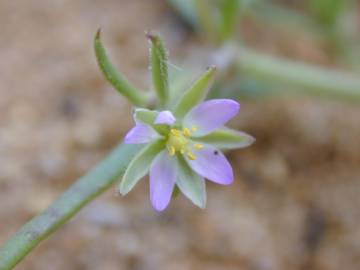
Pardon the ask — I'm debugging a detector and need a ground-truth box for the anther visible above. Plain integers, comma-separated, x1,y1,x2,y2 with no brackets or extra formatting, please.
183,128,191,137
170,129,180,136
187,152,196,160
194,143,203,150
191,126,198,132
169,146,176,156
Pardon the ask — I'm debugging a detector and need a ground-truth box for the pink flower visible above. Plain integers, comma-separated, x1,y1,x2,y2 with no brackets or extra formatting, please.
121,99,254,211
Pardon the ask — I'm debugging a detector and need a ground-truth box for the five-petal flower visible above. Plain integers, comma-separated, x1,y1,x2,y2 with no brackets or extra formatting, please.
121,99,255,211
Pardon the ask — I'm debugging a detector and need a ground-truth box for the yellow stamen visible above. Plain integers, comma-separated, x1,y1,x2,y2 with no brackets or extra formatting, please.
191,126,198,132
187,151,196,160
171,129,181,136
194,143,203,150
168,146,176,156
183,128,191,137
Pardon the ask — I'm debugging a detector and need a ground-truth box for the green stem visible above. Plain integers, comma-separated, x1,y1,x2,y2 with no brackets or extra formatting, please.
0,143,142,270
236,47,360,101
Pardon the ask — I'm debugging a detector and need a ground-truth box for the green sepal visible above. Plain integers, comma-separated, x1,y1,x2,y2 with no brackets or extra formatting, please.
147,32,169,107
119,140,165,195
133,108,169,136
174,66,216,119
168,69,196,108
193,128,255,149
94,29,147,106
134,108,158,125
176,155,206,209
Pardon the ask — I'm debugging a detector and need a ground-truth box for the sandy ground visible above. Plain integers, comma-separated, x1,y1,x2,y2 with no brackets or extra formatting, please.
1,1,360,270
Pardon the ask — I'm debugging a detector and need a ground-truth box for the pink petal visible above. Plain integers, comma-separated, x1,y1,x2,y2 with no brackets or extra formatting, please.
185,144,233,185
183,99,240,136
124,123,159,144
150,151,177,211
154,110,176,125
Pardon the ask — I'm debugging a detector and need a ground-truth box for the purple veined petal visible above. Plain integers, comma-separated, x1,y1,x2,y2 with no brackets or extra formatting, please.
183,99,240,136
150,150,177,211
154,110,176,125
124,123,159,144
185,144,233,185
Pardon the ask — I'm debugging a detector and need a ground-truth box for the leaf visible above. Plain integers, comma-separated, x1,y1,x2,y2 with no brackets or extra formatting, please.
174,66,216,119
94,29,147,106
194,0,219,42
176,155,206,209
147,32,169,107
192,128,255,149
219,0,242,42
119,140,165,195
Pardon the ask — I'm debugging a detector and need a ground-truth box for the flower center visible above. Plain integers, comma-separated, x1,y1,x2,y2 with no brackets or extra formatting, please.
166,127,203,160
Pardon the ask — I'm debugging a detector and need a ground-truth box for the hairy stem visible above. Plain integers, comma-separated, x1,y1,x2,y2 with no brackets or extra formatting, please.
0,143,142,270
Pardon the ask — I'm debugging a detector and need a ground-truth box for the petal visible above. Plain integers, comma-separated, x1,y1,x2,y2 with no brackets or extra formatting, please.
176,156,206,208
183,99,240,136
154,110,176,125
185,144,233,185
124,123,159,144
193,128,255,149
150,151,177,211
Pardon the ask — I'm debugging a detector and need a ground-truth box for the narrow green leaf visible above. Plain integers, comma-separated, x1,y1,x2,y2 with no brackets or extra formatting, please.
194,0,219,42
94,29,147,106
219,0,242,42
176,155,206,208
174,66,216,119
119,140,164,195
193,128,255,149
147,32,169,107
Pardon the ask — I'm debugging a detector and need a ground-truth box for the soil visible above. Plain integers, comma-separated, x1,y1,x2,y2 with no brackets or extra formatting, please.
0,1,360,270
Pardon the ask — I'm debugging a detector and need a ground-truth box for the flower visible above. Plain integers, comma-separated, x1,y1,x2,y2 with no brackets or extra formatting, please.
120,98,255,211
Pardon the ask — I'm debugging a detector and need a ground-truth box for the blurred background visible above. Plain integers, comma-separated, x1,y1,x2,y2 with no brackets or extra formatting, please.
1,0,360,269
